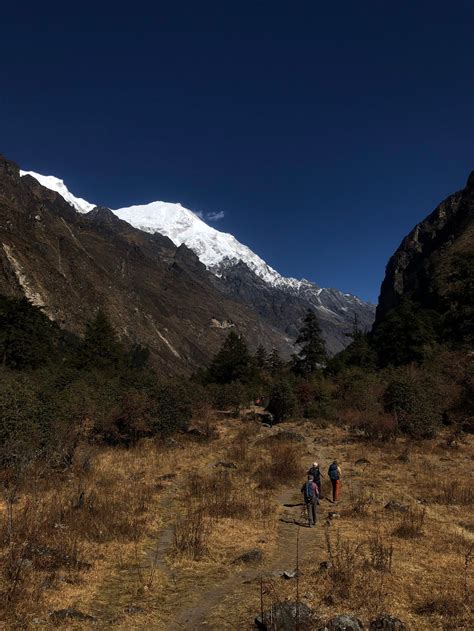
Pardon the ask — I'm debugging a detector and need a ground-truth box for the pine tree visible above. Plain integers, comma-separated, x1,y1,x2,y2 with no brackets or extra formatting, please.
254,345,268,371
293,309,326,375
267,378,297,423
0,295,57,370
268,348,284,376
207,331,252,384
327,313,376,373
77,310,124,370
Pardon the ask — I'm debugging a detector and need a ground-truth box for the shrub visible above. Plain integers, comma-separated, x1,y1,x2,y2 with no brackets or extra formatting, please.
336,367,384,417
296,376,336,420
256,442,301,488
207,381,251,413
150,379,193,435
173,507,210,560
0,372,43,468
324,528,364,599
366,534,393,572
393,507,426,538
432,480,473,506
383,371,442,438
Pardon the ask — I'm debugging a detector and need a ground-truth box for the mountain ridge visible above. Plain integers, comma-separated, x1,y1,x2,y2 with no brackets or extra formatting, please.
1,158,291,371
19,168,375,353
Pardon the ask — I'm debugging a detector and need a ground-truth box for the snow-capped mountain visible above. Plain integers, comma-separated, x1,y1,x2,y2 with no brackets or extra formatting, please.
114,201,297,289
20,170,301,289
20,171,95,213
19,169,375,352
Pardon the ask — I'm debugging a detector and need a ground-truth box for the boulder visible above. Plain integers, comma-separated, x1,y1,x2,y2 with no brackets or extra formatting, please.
384,500,408,513
50,608,96,622
283,569,298,579
355,458,371,465
232,548,263,564
369,614,406,630
214,461,237,469
321,614,364,630
124,605,145,615
255,602,314,630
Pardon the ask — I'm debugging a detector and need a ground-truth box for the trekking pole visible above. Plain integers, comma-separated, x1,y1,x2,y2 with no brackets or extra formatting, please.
295,525,300,631
260,576,264,626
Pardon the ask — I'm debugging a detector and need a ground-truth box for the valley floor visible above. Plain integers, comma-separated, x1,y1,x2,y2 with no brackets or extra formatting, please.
1,418,473,630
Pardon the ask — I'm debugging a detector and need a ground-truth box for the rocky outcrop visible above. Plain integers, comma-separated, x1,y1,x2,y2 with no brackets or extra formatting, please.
214,261,375,355
375,171,474,325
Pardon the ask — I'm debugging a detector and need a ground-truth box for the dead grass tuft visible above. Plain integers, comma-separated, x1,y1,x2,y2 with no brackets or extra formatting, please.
255,442,302,489
414,593,466,617
366,534,393,572
393,506,426,539
173,507,211,560
433,479,473,506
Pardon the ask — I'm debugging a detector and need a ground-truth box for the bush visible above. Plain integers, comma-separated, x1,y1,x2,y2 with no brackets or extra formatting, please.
150,379,193,435
384,371,442,438
0,372,44,468
173,507,210,560
255,442,301,488
393,507,426,538
336,367,384,417
296,377,336,420
207,381,251,413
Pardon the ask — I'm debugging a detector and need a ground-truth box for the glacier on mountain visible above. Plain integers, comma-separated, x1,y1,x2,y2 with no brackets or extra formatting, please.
19,170,369,310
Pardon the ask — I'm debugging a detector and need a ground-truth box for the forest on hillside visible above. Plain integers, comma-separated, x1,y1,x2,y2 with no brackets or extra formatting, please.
1,289,472,471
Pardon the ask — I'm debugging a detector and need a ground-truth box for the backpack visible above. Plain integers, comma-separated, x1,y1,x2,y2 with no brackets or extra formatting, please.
328,463,339,480
309,466,320,481
304,481,315,503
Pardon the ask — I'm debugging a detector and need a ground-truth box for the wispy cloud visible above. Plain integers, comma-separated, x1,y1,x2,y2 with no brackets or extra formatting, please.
195,209,225,222
206,210,225,222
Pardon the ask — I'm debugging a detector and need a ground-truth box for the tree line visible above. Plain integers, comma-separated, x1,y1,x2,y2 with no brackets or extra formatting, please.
0,291,472,475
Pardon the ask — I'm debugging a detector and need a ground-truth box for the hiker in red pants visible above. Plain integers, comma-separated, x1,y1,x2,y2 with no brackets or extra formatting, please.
328,460,341,503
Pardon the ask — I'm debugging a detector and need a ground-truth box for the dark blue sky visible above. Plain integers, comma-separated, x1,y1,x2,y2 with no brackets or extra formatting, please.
1,2,473,302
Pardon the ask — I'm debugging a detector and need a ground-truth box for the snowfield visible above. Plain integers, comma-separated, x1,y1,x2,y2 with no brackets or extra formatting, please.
19,170,366,308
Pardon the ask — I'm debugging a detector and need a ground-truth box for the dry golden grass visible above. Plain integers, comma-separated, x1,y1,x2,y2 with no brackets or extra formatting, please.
1,418,473,630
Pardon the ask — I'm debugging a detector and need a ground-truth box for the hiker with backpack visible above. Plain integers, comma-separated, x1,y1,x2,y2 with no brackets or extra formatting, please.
301,474,319,527
308,461,322,503
328,460,341,503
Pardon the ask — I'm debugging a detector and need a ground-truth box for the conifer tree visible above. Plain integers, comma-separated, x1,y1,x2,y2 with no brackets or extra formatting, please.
267,378,297,422
207,330,251,384
268,348,284,376
328,313,376,373
78,310,124,370
254,345,268,371
0,296,56,369
293,309,326,375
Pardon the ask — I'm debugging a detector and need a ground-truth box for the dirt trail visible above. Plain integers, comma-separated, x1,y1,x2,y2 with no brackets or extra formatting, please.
163,486,333,629
91,434,338,629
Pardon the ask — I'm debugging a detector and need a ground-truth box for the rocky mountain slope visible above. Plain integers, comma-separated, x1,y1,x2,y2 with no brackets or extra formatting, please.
375,170,474,343
1,157,291,371
20,168,375,353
